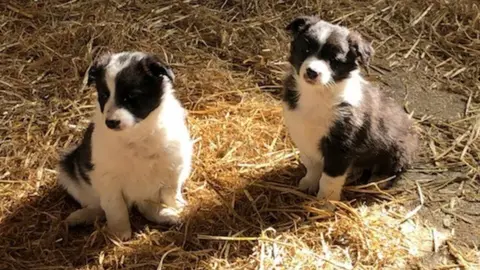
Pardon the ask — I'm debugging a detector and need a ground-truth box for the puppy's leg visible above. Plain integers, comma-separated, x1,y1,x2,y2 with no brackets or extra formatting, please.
66,207,104,226
317,148,352,202
317,173,348,201
174,161,191,208
138,159,190,225
298,153,323,194
100,192,131,240
158,187,186,224
137,181,187,225
136,198,182,225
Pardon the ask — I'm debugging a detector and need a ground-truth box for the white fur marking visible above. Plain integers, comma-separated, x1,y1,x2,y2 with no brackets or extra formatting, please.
317,173,347,201
313,21,333,44
106,107,136,130
301,57,332,85
340,70,363,107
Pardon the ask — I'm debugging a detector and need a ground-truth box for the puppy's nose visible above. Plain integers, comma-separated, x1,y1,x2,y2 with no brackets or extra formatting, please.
305,67,319,80
105,119,120,129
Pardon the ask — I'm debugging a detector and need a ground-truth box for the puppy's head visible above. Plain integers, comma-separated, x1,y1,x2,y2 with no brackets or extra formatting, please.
286,16,373,86
87,52,174,131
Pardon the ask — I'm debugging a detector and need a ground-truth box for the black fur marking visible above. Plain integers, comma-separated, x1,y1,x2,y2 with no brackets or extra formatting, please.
354,113,371,146
60,123,95,184
320,95,416,183
114,56,171,120
287,17,373,83
320,106,354,177
283,74,299,110
88,54,112,111
288,35,321,75
95,72,109,113
285,16,319,36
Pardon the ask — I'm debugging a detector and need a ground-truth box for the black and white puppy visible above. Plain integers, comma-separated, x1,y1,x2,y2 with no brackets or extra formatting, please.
283,17,418,201
58,52,193,240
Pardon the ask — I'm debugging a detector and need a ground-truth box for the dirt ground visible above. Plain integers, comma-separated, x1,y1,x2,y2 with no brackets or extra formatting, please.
369,64,479,266
0,1,479,269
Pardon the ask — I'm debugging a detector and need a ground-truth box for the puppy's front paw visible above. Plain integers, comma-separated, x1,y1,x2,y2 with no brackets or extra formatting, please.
158,207,182,225
66,210,89,226
175,196,187,210
316,186,341,202
315,192,338,211
298,176,319,195
108,223,132,241
65,208,103,226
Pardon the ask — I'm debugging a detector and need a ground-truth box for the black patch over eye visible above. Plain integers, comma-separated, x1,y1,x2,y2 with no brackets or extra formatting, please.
289,35,320,73
302,39,311,53
99,90,110,100
330,55,346,66
95,81,110,112
124,91,140,102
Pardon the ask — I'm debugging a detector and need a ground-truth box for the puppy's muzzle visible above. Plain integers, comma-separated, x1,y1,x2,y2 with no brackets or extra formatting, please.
105,119,121,130
303,68,322,84
304,68,320,81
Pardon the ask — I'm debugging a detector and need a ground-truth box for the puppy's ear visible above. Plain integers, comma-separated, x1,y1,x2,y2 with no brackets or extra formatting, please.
142,55,175,83
348,31,374,67
286,16,319,37
87,53,111,86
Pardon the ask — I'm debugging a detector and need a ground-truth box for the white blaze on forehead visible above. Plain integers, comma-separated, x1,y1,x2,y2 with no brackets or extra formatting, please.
312,20,333,44
105,52,148,93
105,53,132,92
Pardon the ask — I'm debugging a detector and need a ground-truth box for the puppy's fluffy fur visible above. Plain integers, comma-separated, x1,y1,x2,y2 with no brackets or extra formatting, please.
57,52,192,240
282,16,418,201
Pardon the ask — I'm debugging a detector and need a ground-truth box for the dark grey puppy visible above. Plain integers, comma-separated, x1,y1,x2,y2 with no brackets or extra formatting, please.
282,16,418,201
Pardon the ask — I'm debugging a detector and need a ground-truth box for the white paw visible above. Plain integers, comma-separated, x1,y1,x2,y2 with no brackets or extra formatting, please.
316,187,341,202
157,207,182,225
65,208,103,226
176,196,187,209
320,200,337,211
66,210,87,226
108,223,132,241
298,176,319,195
315,191,338,212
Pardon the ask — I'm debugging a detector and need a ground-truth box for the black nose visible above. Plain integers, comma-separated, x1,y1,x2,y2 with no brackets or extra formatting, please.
305,67,319,80
105,119,120,129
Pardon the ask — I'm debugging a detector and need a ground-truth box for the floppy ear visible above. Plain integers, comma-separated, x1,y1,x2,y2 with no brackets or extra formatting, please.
141,55,175,82
87,53,111,86
348,31,374,67
285,16,319,37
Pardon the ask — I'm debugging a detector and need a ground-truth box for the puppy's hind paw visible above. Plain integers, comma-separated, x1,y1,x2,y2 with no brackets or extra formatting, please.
298,176,319,195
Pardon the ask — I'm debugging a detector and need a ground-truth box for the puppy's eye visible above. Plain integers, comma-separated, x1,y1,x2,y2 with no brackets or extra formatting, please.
330,56,344,64
99,91,109,99
124,92,139,102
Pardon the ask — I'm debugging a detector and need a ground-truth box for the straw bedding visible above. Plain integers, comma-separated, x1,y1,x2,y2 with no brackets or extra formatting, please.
0,0,479,269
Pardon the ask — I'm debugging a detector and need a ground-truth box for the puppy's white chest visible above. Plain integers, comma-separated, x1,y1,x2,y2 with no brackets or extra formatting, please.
91,133,180,203
283,93,334,159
